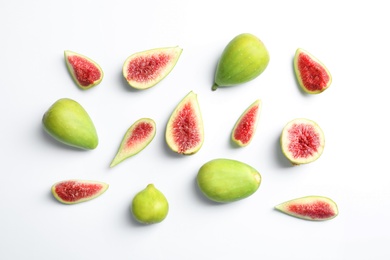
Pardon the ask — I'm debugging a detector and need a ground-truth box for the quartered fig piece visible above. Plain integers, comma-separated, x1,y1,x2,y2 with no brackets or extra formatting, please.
110,118,156,167
197,158,261,203
275,196,338,221
280,118,325,165
232,99,262,147
122,46,182,90
294,48,332,94
52,180,109,204
212,33,270,91
131,184,169,224
64,50,104,90
42,98,98,150
165,91,204,155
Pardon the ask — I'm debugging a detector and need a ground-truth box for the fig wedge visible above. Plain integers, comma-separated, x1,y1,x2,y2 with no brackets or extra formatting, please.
52,180,108,204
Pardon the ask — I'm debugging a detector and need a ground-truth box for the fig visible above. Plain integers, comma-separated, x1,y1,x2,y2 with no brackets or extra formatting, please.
110,118,156,167
122,46,182,90
64,50,103,90
231,99,262,147
294,48,332,94
275,196,338,221
42,98,98,150
197,158,261,203
212,33,270,91
52,180,108,204
131,184,169,224
165,91,204,155
280,118,325,165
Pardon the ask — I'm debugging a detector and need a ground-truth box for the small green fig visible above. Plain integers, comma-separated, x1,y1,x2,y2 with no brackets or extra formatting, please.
42,98,98,150
197,158,261,203
212,33,270,91
131,184,169,224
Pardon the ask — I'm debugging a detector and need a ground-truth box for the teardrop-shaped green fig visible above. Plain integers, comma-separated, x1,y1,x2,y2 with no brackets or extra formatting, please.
232,99,262,147
212,33,270,91
131,184,169,224
275,196,338,221
110,118,156,168
123,46,182,90
64,50,104,90
165,91,204,155
294,48,332,94
42,98,98,150
197,158,261,203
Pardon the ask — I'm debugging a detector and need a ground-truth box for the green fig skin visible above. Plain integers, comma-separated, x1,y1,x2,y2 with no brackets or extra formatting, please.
197,159,261,203
131,184,169,224
42,98,98,150
212,33,270,90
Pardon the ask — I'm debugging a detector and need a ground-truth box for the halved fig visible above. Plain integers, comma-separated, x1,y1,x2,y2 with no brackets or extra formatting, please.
294,48,332,94
110,118,156,167
275,196,338,221
64,50,104,90
231,99,262,147
52,180,108,204
122,46,182,90
280,118,325,165
165,91,204,155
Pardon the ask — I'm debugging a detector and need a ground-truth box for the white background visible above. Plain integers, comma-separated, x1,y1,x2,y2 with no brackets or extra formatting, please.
1,0,389,259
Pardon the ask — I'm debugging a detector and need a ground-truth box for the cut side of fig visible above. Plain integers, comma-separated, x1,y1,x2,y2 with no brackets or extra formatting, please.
294,48,332,94
64,50,104,90
232,99,262,147
165,91,204,155
52,180,108,204
275,196,338,221
280,118,325,165
122,46,182,90
110,118,156,168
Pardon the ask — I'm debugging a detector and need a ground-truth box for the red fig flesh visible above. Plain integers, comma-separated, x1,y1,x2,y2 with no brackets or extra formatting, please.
294,48,331,94
52,180,108,204
232,99,261,147
275,196,338,221
110,118,156,167
64,50,103,89
165,91,204,155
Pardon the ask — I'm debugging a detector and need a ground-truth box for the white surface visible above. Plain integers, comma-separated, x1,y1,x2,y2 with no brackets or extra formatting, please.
1,1,389,259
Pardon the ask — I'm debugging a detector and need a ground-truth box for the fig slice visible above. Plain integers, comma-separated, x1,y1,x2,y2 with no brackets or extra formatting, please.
52,180,109,204
275,196,338,221
294,48,332,94
122,46,182,90
280,118,325,165
231,99,262,147
64,50,104,90
165,91,204,155
110,118,156,167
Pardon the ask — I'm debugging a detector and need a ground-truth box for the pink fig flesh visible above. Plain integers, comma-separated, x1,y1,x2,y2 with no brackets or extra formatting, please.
275,196,338,221
232,99,261,146
110,118,156,167
294,48,331,94
52,180,108,204
64,50,103,89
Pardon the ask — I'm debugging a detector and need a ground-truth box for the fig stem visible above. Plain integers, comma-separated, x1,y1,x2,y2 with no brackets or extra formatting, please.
212,83,219,91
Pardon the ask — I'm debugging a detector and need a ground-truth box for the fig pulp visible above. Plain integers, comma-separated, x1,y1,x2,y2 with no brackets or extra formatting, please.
165,91,204,155
275,196,338,221
197,159,261,203
42,98,98,150
64,50,103,90
294,48,332,94
212,33,270,91
123,46,182,90
232,99,262,147
110,118,156,167
131,184,169,224
280,118,325,165
52,180,108,204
